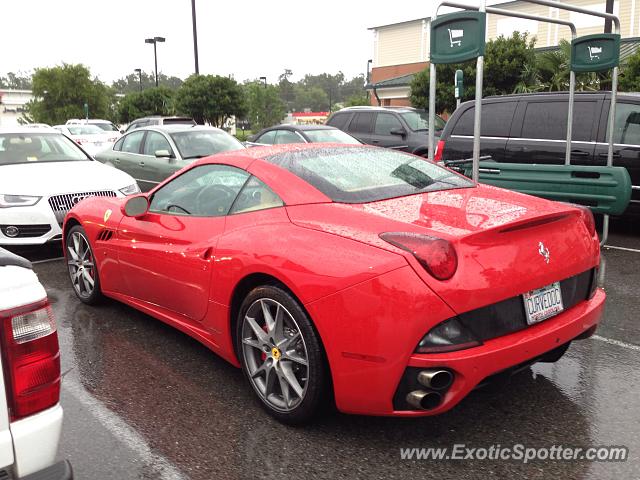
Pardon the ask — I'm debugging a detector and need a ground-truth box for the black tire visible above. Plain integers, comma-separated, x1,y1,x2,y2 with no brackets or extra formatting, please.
236,284,327,425
65,225,103,305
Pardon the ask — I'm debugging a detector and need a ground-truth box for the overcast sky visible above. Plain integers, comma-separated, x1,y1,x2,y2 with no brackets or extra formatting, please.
1,0,500,84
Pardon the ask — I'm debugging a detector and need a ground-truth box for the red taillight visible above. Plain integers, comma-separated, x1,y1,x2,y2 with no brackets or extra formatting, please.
380,232,458,280
576,205,596,237
434,140,445,162
0,300,60,421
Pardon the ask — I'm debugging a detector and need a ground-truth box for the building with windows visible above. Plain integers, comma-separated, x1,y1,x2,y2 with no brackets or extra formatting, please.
0,89,32,126
367,0,640,106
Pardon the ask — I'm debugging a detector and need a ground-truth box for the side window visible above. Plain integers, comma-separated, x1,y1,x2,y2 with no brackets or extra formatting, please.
521,101,596,141
610,103,640,145
274,130,304,144
374,113,403,135
256,130,277,144
113,136,124,152
452,102,516,137
230,176,284,214
349,112,374,133
150,164,249,217
143,132,172,156
121,131,145,153
327,113,349,130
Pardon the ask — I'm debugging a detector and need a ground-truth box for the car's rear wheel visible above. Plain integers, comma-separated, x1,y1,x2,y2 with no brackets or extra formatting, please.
66,225,102,305
237,285,326,424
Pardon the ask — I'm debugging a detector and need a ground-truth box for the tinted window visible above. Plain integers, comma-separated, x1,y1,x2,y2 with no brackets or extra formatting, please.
170,129,243,159
374,113,403,135
304,129,360,144
452,102,517,137
609,102,640,145
521,101,596,141
400,111,446,131
274,130,305,144
327,113,350,130
149,164,249,217
230,176,284,214
265,146,473,203
143,132,172,156
121,131,145,153
94,123,119,132
256,130,277,144
349,113,374,133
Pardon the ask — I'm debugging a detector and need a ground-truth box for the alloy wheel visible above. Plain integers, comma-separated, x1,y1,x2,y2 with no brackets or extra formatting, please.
67,231,96,298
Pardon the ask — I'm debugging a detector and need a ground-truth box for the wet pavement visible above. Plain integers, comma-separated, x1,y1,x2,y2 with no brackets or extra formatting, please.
10,222,640,480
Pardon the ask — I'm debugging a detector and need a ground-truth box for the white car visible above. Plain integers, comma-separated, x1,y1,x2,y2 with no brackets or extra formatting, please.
0,248,71,478
53,124,118,156
65,118,121,135
0,128,139,246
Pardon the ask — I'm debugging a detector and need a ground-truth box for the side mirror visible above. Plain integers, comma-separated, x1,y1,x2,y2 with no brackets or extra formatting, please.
122,195,149,218
155,149,172,158
390,127,407,137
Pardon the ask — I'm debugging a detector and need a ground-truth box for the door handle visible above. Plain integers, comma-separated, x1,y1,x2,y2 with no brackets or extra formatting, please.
570,150,590,157
139,161,145,166
114,158,121,164
201,247,213,260
598,152,622,158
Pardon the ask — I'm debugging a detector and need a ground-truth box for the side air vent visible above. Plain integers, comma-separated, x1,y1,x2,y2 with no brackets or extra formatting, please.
96,229,115,241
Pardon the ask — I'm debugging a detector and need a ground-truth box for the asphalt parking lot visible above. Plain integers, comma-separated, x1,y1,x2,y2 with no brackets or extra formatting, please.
11,219,640,480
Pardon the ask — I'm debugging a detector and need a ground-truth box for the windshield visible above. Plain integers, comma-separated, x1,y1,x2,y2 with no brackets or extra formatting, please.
304,129,361,144
170,130,244,159
266,146,473,203
0,133,90,165
400,111,446,131
94,123,119,132
67,125,104,136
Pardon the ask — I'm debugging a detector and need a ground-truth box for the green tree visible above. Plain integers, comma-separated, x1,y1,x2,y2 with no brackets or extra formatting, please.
345,93,370,107
27,64,113,125
620,48,640,91
112,72,183,94
175,74,246,127
117,86,175,123
0,71,32,89
293,85,329,111
278,69,295,112
243,81,286,130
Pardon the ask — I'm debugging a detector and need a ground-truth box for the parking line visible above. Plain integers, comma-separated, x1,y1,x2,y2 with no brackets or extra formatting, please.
592,335,640,352
63,378,187,480
603,245,640,254
31,257,64,264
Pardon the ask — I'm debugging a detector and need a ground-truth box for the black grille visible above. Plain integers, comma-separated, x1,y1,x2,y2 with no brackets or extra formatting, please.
0,224,51,238
48,190,116,225
458,269,595,342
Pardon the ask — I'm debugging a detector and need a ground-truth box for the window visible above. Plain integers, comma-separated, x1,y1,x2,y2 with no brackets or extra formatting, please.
230,177,283,214
274,130,305,144
265,146,473,204
521,101,596,141
400,111,446,131
256,130,277,145
0,133,89,165
327,113,350,130
609,103,640,145
149,164,249,217
143,132,172,156
374,113,403,135
113,137,125,152
349,112,374,133
452,102,516,137
121,131,145,153
170,130,243,159
304,129,360,144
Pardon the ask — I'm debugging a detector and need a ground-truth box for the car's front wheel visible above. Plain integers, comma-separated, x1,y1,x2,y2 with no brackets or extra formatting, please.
66,225,103,305
237,285,326,424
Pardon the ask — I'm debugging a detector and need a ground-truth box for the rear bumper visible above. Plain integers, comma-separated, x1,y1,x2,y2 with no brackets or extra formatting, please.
22,460,72,480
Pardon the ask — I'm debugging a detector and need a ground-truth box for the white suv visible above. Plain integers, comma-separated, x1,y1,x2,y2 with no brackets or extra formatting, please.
0,248,71,479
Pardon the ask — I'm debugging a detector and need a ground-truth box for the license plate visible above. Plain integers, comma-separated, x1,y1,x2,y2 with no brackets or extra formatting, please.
523,282,564,325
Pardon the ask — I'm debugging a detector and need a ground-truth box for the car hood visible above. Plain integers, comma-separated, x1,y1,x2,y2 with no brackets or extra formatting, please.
0,161,136,195
287,184,599,315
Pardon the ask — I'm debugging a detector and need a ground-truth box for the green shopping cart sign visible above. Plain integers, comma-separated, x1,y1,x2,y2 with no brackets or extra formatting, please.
571,33,620,72
430,11,486,64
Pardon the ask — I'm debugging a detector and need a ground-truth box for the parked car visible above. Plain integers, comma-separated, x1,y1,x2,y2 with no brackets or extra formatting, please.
66,119,121,134
326,106,446,156
0,247,72,479
22,123,55,130
64,143,603,424
247,125,361,146
95,125,245,192
436,91,640,215
0,128,139,246
53,124,118,156
124,116,196,133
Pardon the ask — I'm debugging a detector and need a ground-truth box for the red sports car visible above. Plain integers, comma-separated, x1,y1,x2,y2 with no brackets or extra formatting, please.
63,144,604,423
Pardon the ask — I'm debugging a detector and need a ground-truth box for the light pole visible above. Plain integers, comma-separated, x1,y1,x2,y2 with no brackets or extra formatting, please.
145,36,165,87
191,0,199,74
134,68,143,91
259,76,267,88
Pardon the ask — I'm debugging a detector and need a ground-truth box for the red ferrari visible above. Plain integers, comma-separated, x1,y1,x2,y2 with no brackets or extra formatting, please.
64,144,604,423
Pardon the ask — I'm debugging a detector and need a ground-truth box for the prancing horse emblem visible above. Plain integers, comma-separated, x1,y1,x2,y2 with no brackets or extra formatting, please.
538,242,550,264
104,209,112,223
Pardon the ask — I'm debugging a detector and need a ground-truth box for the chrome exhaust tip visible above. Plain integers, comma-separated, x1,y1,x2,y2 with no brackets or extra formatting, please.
406,390,442,410
417,369,453,390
